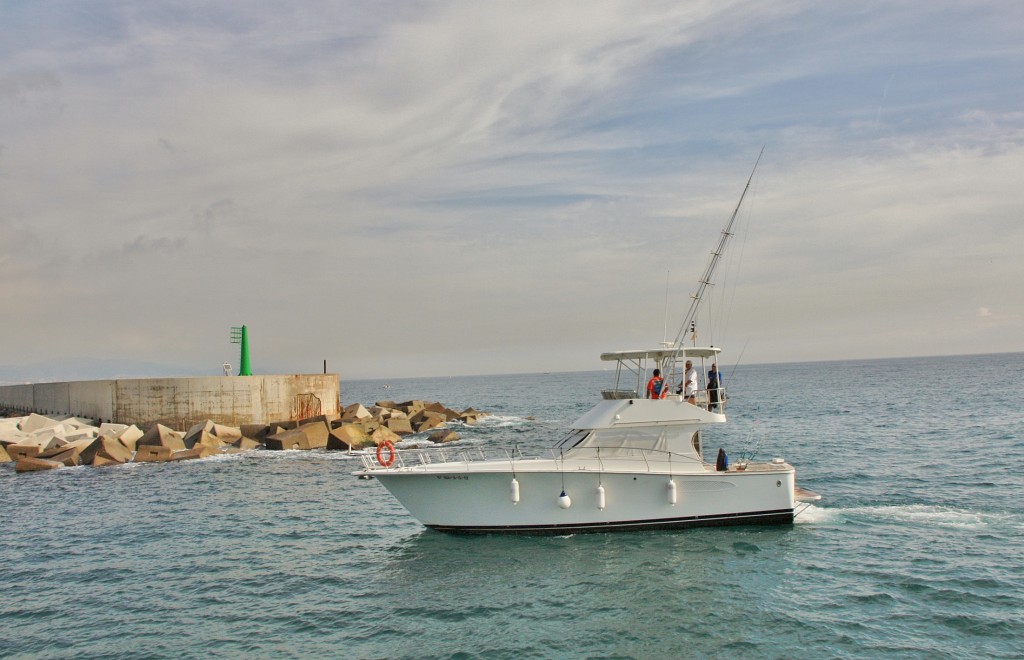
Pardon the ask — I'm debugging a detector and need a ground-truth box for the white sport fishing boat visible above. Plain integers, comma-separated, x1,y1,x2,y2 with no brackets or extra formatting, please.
355,153,820,534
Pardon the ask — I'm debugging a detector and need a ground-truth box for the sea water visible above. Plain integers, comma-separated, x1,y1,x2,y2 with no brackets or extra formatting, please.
1,353,1022,658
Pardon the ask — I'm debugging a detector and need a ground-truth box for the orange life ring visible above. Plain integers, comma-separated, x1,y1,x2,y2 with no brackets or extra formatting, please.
376,440,396,467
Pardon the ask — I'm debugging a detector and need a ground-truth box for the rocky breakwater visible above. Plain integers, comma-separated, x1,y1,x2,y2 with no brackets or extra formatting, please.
321,399,489,451
0,412,263,473
0,399,488,474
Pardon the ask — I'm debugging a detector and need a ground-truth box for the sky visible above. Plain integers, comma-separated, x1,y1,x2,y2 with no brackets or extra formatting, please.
1,1,1022,381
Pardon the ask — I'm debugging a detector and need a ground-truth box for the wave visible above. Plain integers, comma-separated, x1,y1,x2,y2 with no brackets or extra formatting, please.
461,414,534,428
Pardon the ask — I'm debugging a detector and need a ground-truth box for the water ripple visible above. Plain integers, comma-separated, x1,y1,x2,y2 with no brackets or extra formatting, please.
2,357,1023,658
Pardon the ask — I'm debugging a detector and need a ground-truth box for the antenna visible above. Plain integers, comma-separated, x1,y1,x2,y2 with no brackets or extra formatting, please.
662,270,671,345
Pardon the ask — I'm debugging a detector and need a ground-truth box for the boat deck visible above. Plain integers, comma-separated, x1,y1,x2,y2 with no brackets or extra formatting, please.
356,444,797,477
794,486,822,501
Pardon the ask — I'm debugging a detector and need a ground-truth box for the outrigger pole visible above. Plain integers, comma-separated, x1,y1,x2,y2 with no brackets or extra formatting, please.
670,147,764,351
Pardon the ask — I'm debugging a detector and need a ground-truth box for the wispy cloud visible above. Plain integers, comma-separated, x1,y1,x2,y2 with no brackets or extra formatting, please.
1,1,1022,377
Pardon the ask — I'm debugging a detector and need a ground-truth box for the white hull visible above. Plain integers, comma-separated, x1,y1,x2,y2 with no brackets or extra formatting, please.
370,459,796,534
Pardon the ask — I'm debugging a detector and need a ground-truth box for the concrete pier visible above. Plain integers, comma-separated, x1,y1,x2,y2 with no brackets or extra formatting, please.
0,375,340,428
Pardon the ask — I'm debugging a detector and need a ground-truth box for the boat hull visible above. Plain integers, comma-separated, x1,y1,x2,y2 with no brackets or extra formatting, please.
370,466,796,535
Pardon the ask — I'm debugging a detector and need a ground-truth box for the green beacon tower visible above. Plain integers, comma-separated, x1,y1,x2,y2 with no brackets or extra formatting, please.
230,325,252,376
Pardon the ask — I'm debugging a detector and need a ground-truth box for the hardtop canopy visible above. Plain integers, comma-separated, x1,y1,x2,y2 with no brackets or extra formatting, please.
600,346,721,362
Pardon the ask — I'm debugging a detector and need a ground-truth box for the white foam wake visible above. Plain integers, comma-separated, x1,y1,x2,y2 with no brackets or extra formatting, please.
797,503,1024,531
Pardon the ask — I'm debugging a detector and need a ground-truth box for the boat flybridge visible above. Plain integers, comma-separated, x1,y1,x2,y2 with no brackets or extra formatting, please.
354,151,820,534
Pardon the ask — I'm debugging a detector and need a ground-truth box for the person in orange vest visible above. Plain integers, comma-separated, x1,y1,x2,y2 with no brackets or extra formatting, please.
646,369,666,399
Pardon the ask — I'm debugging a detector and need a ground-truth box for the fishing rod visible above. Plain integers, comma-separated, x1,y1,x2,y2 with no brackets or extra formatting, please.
670,146,764,351
663,148,764,390
725,337,750,395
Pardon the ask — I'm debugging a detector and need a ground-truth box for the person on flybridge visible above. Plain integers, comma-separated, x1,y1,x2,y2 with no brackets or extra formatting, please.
680,360,698,404
708,362,723,411
646,369,667,399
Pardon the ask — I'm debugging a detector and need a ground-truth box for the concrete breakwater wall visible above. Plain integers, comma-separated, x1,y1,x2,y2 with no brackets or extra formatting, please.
0,374,339,428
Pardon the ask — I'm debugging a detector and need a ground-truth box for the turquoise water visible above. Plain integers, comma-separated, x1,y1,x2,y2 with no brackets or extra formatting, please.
2,353,1022,658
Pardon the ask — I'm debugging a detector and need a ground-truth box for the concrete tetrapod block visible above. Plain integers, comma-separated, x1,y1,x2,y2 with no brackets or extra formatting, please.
0,443,11,463
138,424,187,452
98,423,129,438
16,457,63,473
397,400,425,416
61,416,96,429
410,409,445,424
63,428,98,443
326,424,372,450
240,424,270,442
428,429,460,444
341,403,373,422
96,437,132,464
265,428,306,451
116,425,144,452
459,407,489,423
171,446,223,461
212,424,242,442
193,430,231,450
370,426,402,447
0,430,30,448
383,417,413,436
20,433,62,451
266,421,329,451
73,437,121,462
18,413,59,434
134,445,173,463
296,420,329,450
235,437,262,451
183,420,216,449
423,402,461,421
366,419,382,434
72,438,103,465
39,443,78,459
6,444,43,461
45,448,81,467
413,416,445,434
0,417,22,434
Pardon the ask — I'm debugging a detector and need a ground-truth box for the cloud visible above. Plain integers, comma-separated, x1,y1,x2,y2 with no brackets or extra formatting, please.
0,71,61,105
1,1,1022,379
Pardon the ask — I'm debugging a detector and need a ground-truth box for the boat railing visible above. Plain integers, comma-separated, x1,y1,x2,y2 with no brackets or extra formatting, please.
358,443,531,471
558,445,707,470
600,386,726,411
601,389,639,400
358,442,713,473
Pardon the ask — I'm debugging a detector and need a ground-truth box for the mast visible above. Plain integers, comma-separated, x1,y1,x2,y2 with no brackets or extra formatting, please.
670,147,764,350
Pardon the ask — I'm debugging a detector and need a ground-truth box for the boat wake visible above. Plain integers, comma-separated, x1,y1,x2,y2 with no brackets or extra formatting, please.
796,503,1024,531
793,503,837,524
